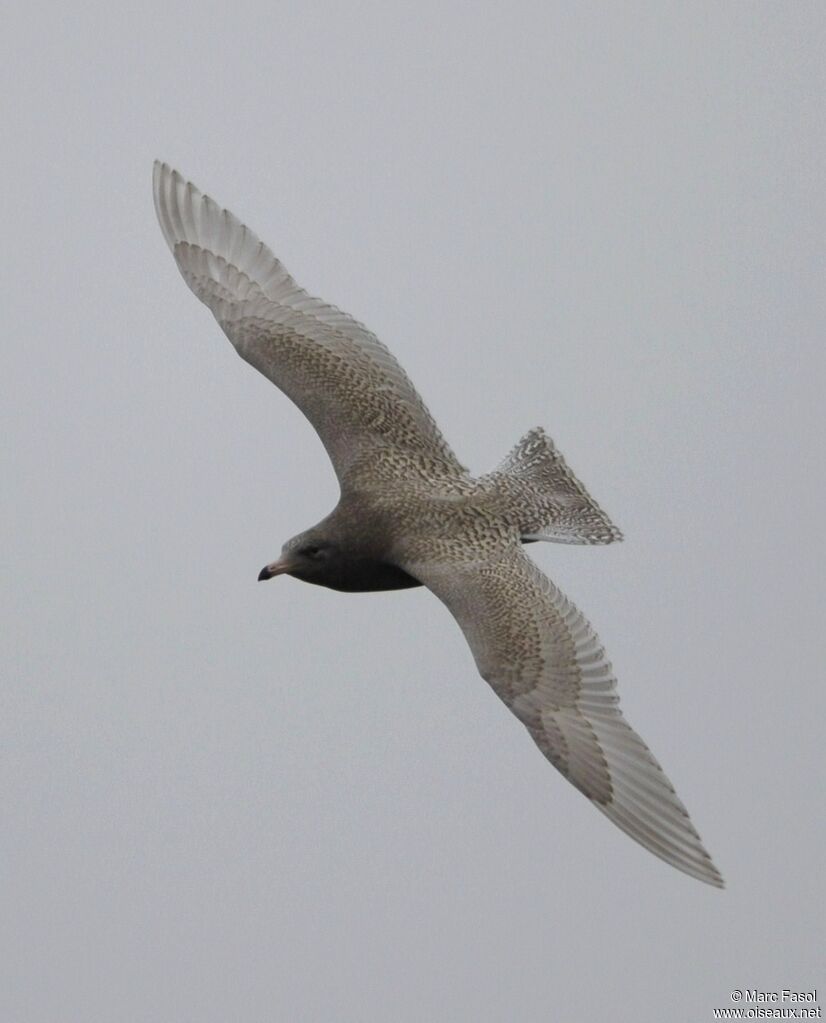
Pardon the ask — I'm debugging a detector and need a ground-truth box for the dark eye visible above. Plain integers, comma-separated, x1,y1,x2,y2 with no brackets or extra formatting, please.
303,545,322,558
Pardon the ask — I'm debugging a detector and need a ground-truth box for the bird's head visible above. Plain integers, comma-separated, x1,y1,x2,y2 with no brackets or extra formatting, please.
257,531,342,585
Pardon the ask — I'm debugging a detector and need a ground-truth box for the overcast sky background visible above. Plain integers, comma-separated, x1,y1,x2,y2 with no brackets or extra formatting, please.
3,3,824,1021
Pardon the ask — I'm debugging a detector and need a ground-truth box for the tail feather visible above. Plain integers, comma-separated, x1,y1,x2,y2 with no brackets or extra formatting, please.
492,428,623,545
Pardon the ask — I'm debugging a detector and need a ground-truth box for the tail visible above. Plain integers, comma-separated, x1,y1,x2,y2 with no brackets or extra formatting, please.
490,428,623,545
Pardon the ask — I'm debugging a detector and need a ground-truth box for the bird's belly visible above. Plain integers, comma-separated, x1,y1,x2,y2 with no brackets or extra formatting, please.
324,558,422,593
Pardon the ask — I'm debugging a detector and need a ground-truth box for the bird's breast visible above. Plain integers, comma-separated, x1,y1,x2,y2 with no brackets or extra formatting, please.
317,557,422,593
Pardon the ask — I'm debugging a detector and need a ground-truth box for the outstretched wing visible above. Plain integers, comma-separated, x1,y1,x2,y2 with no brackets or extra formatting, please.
412,545,724,887
153,163,463,484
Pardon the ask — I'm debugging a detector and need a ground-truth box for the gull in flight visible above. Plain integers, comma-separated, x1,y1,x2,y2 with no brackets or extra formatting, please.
153,162,724,887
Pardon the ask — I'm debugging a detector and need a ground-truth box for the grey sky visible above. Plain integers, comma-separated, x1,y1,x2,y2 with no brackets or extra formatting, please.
3,3,824,1021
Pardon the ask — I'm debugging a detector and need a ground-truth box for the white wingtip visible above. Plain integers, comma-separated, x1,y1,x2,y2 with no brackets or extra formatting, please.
152,161,194,254
152,161,300,312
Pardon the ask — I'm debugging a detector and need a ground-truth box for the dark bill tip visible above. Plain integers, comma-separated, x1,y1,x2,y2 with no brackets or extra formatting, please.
258,566,274,581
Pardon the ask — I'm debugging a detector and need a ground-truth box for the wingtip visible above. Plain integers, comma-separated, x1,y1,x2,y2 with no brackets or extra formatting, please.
152,159,172,190
673,842,726,889
151,161,291,314
152,162,206,254
704,862,726,889
152,161,177,252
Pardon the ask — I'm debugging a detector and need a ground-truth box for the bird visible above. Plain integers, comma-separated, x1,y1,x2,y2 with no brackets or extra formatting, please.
153,161,724,888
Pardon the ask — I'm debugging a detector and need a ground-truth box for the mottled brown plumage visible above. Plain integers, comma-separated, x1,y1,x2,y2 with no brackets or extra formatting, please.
153,163,723,887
